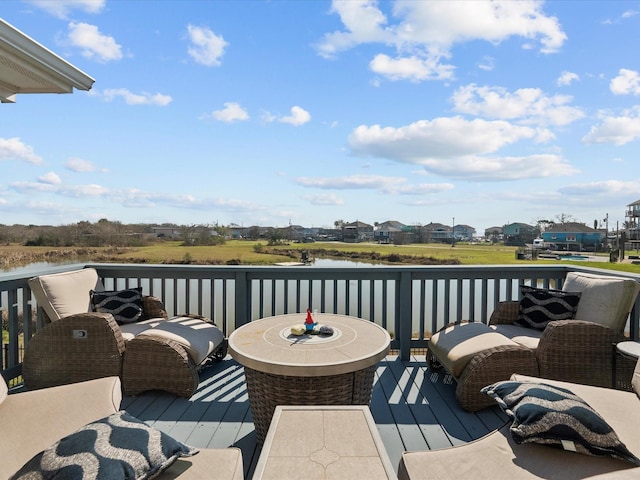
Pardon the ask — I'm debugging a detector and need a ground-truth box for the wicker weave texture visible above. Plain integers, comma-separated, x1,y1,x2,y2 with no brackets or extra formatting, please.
615,351,638,392
141,296,168,320
22,312,125,390
488,301,520,325
122,335,199,398
244,365,376,443
536,320,625,387
456,344,539,411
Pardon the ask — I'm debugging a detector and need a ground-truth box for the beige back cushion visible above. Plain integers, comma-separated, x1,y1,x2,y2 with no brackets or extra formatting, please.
0,378,7,406
562,271,640,332
28,268,103,321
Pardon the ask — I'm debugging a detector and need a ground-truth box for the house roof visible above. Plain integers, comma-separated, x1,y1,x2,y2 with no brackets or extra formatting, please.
377,220,405,229
424,222,451,231
545,222,599,233
0,18,94,103
504,222,533,229
345,221,372,228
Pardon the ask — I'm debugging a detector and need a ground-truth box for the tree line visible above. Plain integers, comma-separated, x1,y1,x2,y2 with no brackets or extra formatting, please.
0,219,226,248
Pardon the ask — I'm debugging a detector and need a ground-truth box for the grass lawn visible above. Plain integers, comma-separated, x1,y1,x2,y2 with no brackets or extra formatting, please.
1,241,639,273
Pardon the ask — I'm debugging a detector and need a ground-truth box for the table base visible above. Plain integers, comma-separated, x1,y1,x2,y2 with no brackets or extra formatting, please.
244,365,377,443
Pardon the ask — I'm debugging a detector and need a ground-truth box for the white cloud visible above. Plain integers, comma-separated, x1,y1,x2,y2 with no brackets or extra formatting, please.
316,0,394,59
348,117,577,180
369,54,454,81
9,179,264,216
0,137,42,165
296,174,405,190
279,106,311,126
11,181,110,198
261,111,277,123
27,0,105,19
582,107,640,145
557,71,579,87
209,102,250,123
477,56,495,72
610,68,640,95
317,0,566,82
67,22,122,62
66,157,99,172
451,84,584,126
558,180,640,197
295,174,453,195
102,89,172,106
187,25,228,67
303,194,345,206
38,172,61,185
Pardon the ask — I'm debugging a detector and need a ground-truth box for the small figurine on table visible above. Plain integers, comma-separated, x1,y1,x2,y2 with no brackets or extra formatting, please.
305,308,317,332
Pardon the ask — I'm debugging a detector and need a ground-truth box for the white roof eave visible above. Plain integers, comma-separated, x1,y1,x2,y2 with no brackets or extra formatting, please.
0,18,95,103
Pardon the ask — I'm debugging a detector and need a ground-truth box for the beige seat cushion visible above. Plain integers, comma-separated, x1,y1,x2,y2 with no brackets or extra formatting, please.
156,448,244,480
0,377,122,479
28,268,103,321
429,322,518,378
399,374,640,480
562,272,640,332
490,324,543,350
121,316,225,365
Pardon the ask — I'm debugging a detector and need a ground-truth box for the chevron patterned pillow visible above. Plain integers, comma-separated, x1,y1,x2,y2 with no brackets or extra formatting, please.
514,285,581,330
482,381,640,465
91,287,144,324
11,411,197,480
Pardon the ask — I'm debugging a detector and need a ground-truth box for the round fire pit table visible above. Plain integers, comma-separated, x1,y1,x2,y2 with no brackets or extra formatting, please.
228,313,391,443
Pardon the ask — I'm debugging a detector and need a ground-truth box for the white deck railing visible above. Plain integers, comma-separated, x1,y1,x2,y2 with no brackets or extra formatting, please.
2,263,640,382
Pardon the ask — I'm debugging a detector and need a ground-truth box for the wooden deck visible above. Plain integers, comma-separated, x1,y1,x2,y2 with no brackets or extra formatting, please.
121,354,509,479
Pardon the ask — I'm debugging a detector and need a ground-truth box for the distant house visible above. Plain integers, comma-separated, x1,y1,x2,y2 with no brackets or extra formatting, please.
424,222,452,243
343,221,374,243
453,224,475,241
374,220,405,243
541,222,603,251
484,226,503,242
503,222,536,246
626,199,640,245
151,226,181,239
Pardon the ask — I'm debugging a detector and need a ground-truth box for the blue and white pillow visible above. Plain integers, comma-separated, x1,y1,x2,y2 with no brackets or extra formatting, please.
482,380,640,465
11,410,198,480
91,287,144,324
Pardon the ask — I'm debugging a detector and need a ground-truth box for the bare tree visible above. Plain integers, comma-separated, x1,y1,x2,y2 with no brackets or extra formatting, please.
555,213,576,224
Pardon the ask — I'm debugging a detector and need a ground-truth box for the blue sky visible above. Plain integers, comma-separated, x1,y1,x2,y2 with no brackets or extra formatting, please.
3,1,640,235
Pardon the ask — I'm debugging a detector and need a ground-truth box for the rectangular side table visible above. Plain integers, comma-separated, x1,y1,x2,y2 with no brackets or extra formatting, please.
253,405,396,480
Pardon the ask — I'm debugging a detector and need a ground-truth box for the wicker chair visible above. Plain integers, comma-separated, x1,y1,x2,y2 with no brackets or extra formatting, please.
23,268,227,397
429,271,640,410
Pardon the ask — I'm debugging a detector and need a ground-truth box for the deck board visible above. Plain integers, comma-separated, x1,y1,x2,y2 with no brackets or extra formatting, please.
122,354,509,479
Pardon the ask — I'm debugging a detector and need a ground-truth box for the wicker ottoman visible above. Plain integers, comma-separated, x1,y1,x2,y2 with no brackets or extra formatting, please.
428,322,539,411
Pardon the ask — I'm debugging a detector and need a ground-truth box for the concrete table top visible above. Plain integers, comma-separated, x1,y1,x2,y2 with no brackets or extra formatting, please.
253,405,396,480
617,341,640,359
228,313,391,377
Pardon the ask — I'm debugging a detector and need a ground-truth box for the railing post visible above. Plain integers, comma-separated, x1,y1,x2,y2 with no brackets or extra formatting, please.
235,270,249,328
7,288,19,368
398,271,412,361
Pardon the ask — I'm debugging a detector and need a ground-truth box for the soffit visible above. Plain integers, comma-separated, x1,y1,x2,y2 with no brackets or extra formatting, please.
0,18,94,103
